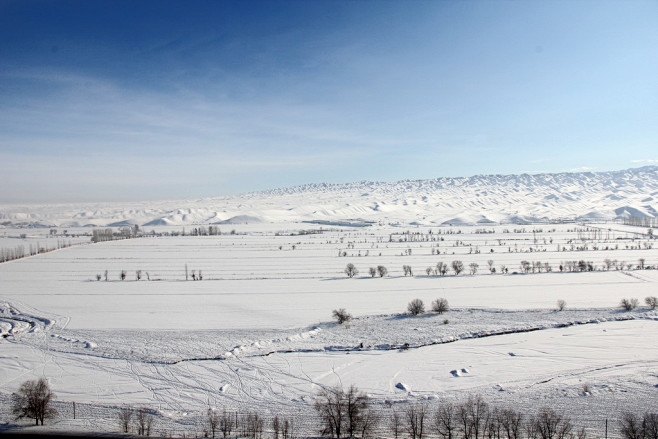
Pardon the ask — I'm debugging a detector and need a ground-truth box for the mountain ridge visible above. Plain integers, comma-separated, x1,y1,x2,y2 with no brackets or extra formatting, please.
1,166,657,228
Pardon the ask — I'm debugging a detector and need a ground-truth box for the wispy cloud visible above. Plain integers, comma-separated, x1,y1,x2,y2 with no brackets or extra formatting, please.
630,159,658,164
568,166,595,172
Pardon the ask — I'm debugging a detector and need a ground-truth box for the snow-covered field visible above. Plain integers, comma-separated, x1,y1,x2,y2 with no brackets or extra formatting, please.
1,221,657,436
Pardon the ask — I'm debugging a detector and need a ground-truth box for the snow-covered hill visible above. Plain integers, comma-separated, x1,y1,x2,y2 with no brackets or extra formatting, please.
1,166,657,228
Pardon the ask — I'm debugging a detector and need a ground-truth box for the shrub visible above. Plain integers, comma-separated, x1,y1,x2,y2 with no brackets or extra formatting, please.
431,298,449,314
645,296,657,309
377,265,388,277
369,267,377,278
332,308,352,325
620,298,639,311
556,300,566,312
408,299,425,316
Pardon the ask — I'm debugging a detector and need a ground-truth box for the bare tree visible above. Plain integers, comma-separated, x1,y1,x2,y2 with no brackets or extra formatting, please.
377,265,388,277
437,262,448,276
403,265,413,276
620,298,639,311
645,296,658,309
404,402,428,439
208,408,220,438
314,385,372,439
359,408,379,439
345,263,358,278
369,267,377,278
220,410,236,438
244,412,264,439
452,261,464,275
281,417,294,439
135,409,155,436
431,298,449,314
118,407,132,433
469,262,479,275
11,378,56,425
434,401,457,439
643,413,658,439
521,261,531,274
500,408,523,439
619,412,643,439
389,410,403,439
529,408,572,439
333,308,353,325
120,270,126,281
457,395,489,439
136,270,142,281
408,298,425,316
556,300,566,312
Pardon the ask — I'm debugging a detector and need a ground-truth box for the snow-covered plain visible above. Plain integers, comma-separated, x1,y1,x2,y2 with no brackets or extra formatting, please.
1,223,657,436
1,167,657,436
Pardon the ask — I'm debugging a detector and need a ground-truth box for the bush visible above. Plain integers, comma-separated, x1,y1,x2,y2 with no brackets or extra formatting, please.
332,308,352,324
645,296,657,309
345,263,358,278
377,265,388,277
408,299,425,316
431,298,449,314
451,260,464,275
11,378,56,425
556,300,566,312
620,298,639,311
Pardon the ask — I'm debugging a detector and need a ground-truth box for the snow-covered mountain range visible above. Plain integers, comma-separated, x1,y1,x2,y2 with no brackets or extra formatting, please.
1,166,657,228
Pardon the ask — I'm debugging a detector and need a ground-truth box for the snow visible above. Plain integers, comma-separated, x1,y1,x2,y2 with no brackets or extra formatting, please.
0,167,657,435
0,166,656,228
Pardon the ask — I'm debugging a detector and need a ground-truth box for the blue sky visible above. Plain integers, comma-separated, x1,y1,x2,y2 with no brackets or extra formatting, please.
1,0,657,203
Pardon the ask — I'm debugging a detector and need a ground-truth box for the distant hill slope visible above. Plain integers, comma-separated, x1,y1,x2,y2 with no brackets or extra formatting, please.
1,166,657,227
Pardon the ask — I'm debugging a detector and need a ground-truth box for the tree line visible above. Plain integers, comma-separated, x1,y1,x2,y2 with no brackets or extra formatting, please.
9,379,658,439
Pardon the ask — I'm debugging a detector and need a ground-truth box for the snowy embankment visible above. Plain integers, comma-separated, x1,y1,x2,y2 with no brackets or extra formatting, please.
6,304,656,364
1,308,657,436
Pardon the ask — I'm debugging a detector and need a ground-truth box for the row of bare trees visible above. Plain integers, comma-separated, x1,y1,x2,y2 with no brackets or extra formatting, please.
205,409,294,439
95,269,152,281
0,240,73,263
315,388,658,439
315,389,586,439
9,379,657,439
346,257,654,279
